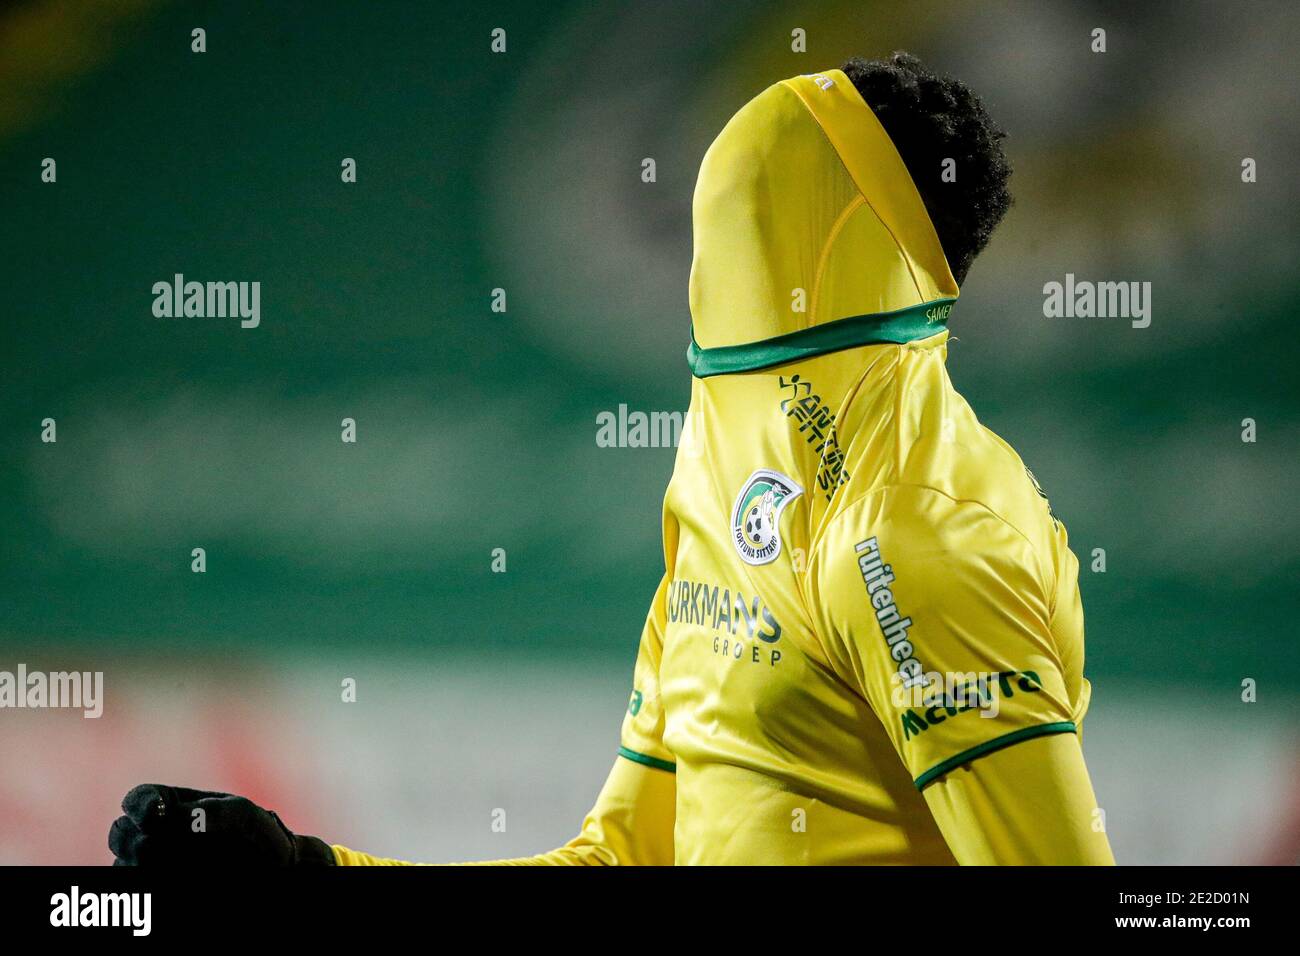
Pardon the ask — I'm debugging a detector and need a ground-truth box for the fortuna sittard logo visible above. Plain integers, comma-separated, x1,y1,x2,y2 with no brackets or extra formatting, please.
731,469,803,566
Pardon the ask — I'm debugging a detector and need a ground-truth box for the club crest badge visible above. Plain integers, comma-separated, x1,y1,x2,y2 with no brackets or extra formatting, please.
731,469,803,566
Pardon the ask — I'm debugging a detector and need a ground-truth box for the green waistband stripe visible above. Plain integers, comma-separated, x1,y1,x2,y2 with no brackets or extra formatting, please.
617,746,677,774
687,298,955,378
913,721,1077,790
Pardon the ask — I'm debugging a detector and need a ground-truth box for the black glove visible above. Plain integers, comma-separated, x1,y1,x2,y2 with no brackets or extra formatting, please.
109,784,335,866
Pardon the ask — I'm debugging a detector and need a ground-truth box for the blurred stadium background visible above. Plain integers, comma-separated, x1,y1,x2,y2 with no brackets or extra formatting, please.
1,0,1296,864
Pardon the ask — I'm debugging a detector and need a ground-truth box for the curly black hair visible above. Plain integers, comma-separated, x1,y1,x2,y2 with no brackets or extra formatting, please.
841,52,1012,286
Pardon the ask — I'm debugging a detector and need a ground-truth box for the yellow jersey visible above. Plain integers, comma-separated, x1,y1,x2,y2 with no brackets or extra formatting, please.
333,69,1113,867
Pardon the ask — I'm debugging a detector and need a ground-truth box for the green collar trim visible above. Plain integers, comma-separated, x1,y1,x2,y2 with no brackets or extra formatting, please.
687,298,955,378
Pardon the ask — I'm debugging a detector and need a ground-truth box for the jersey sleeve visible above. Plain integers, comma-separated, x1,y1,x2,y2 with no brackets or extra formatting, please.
921,731,1115,864
808,484,1079,790
478,571,677,864
617,574,676,773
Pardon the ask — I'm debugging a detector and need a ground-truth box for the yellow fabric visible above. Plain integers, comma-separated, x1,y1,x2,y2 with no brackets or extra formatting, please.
688,69,956,351
332,845,416,866
922,732,1115,865
334,68,1111,865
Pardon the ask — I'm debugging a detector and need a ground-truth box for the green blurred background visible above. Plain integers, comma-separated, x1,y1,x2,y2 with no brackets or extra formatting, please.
1,0,1296,864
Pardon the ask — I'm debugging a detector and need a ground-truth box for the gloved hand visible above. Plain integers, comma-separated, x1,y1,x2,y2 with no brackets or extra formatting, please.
109,784,335,866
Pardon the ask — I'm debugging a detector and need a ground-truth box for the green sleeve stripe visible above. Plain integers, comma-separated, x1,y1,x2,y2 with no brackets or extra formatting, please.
686,298,954,378
617,746,677,774
913,721,1077,790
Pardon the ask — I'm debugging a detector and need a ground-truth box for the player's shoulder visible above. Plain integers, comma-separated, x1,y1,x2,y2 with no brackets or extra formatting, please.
832,375,1054,541
803,372,1070,641
918,394,1059,546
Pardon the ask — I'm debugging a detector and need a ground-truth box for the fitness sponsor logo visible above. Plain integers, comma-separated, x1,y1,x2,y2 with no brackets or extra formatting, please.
777,375,849,501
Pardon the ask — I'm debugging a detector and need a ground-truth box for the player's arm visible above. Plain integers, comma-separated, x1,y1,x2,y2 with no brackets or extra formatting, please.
808,484,1114,865
110,577,677,866
920,730,1113,864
